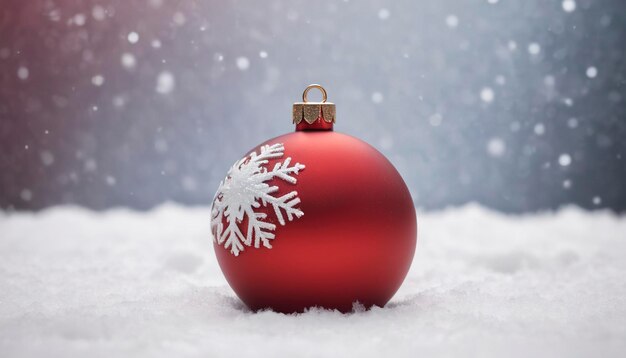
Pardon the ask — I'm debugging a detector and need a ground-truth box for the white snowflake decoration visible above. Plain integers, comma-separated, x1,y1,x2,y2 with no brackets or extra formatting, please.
211,143,305,256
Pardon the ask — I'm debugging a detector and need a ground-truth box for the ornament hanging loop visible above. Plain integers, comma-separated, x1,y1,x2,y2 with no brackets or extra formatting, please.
293,84,335,129
302,84,328,103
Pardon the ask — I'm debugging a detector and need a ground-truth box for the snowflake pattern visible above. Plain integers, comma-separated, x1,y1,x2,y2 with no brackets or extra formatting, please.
211,143,305,256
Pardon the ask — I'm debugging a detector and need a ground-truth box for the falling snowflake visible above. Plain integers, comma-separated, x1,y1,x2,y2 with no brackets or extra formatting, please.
211,143,305,256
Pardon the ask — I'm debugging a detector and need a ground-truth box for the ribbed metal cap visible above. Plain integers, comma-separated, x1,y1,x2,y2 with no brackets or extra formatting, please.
292,84,335,127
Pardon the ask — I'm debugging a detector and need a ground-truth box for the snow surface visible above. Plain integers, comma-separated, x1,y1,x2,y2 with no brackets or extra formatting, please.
1,205,625,357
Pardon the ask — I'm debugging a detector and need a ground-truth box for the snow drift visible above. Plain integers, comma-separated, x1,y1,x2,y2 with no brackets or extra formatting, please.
1,204,625,357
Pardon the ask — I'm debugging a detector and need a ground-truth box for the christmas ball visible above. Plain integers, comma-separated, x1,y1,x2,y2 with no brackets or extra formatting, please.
211,84,417,313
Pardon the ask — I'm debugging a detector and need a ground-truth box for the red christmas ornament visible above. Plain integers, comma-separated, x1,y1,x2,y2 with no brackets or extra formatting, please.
211,84,417,313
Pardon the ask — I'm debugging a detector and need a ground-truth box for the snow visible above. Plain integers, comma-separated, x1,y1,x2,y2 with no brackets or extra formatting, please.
563,179,572,189
91,75,105,87
487,137,506,157
534,123,545,135
480,87,495,103
155,71,175,94
48,9,61,22
528,42,541,55
120,53,137,70
127,32,139,44
16,66,29,80
562,0,577,13
586,66,598,78
112,95,126,108
559,153,572,167
445,15,459,29
2,205,625,357
18,189,32,202
181,176,198,192
428,113,443,127
371,92,384,104
71,14,86,27
377,8,390,21
91,6,106,21
507,40,517,51
104,175,117,186
172,12,186,26
39,151,55,166
235,57,250,71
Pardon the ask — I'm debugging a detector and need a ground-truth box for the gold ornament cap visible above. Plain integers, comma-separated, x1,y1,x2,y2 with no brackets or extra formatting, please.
292,84,336,128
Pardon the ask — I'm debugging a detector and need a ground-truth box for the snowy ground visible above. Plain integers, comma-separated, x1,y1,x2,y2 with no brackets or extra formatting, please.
1,204,625,358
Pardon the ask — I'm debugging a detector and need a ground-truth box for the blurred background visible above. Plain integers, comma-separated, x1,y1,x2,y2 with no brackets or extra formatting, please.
0,0,624,212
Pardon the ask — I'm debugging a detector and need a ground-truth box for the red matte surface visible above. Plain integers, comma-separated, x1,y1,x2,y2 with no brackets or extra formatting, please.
295,116,334,131
214,130,417,313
